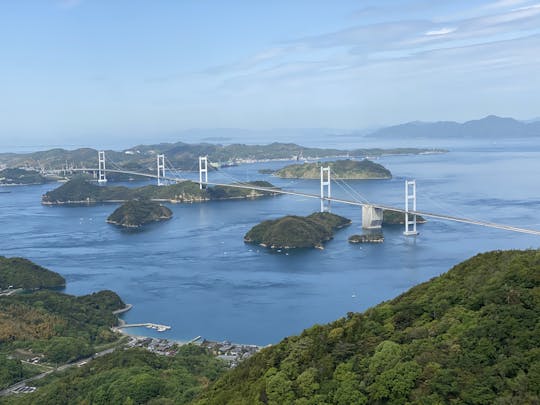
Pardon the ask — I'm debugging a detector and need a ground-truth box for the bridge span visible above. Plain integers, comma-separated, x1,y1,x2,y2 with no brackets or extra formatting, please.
45,152,540,237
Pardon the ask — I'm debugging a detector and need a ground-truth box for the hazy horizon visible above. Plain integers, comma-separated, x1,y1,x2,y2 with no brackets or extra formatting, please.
1,1,539,148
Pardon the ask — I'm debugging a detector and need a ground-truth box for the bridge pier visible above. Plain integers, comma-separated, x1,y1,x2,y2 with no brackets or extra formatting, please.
362,205,383,229
320,166,331,212
157,154,165,186
404,179,419,236
199,156,208,189
98,151,107,183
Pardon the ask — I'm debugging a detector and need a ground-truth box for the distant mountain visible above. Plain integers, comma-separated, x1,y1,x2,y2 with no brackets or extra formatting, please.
367,115,540,139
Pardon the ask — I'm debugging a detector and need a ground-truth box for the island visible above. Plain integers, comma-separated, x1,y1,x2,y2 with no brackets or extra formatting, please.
0,142,446,174
0,256,65,290
383,209,426,225
244,212,351,249
275,159,391,179
107,199,173,228
258,168,276,174
42,177,279,205
0,168,50,185
348,233,384,243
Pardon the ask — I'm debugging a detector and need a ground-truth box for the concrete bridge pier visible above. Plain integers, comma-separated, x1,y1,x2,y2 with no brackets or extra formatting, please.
362,205,383,229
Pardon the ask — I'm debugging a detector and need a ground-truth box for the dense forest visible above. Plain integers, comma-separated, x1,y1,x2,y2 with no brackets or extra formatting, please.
107,199,173,228
244,212,351,249
0,168,49,185
196,249,540,404
0,256,65,290
0,288,125,389
42,177,278,205
3,346,227,405
382,210,426,225
0,143,444,172
276,159,392,180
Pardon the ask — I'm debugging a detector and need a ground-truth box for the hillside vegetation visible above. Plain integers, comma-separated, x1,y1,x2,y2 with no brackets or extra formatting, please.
0,290,124,361
42,177,278,205
0,168,49,185
4,346,227,405
197,249,540,404
245,212,351,249
0,142,444,172
276,159,391,179
383,210,426,225
107,199,173,228
0,257,65,290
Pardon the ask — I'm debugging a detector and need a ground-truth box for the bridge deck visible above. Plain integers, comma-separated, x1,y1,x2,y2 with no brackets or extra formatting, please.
46,167,540,236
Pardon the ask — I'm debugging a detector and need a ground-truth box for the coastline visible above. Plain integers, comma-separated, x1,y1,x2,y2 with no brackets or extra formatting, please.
111,304,271,350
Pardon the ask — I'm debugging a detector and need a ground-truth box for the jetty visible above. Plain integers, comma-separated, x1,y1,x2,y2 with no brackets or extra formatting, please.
117,323,171,332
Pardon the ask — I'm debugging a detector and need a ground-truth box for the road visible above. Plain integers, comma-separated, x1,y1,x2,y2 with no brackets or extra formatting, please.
0,347,118,397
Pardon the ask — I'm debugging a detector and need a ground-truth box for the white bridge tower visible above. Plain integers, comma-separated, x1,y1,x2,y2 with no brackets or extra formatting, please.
404,179,419,236
98,151,107,183
157,154,165,186
320,166,331,212
199,156,208,189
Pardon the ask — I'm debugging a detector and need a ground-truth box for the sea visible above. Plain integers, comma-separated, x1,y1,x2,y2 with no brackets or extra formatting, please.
1,135,540,345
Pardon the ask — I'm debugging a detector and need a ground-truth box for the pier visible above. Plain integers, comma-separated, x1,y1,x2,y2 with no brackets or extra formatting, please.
117,323,171,332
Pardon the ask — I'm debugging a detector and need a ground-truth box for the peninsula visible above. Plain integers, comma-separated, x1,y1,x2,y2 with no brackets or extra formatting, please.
275,159,391,179
0,168,50,185
42,177,279,205
244,212,351,249
107,199,173,228
0,256,65,290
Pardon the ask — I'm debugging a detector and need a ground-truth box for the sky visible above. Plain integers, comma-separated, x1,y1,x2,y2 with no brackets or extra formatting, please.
0,0,539,148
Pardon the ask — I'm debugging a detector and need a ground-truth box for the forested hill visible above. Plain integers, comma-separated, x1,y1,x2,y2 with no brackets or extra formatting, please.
0,256,65,290
196,249,540,404
42,177,278,205
0,142,443,171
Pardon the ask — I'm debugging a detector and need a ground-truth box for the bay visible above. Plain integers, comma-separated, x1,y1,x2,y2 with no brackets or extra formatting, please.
1,140,539,345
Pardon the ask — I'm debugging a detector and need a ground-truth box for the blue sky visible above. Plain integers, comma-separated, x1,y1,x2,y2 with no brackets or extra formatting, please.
0,0,539,148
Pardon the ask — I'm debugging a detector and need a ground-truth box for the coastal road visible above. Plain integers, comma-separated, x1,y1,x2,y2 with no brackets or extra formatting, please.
0,347,119,397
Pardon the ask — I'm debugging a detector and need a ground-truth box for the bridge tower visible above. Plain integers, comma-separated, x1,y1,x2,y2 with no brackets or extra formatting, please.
320,166,331,212
404,179,419,236
362,205,383,229
98,151,107,183
199,156,208,190
157,154,165,186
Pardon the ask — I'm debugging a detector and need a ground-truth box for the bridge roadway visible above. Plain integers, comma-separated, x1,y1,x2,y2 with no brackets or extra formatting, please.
49,167,540,236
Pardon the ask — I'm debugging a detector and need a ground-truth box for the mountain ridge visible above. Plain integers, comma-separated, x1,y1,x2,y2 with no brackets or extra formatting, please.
366,115,540,139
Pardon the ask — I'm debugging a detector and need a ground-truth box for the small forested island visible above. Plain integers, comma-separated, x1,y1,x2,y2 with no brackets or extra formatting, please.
348,233,384,243
383,209,426,225
0,168,49,185
0,256,65,290
275,159,391,179
244,212,351,249
42,177,278,205
107,199,173,228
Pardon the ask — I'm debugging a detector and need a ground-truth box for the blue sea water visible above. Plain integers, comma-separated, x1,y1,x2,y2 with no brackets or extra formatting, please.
1,139,540,345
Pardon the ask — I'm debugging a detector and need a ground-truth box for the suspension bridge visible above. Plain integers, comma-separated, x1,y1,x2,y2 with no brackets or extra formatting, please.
46,151,540,237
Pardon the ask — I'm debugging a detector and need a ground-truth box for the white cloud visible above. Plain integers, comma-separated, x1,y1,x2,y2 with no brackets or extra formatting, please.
425,27,457,36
